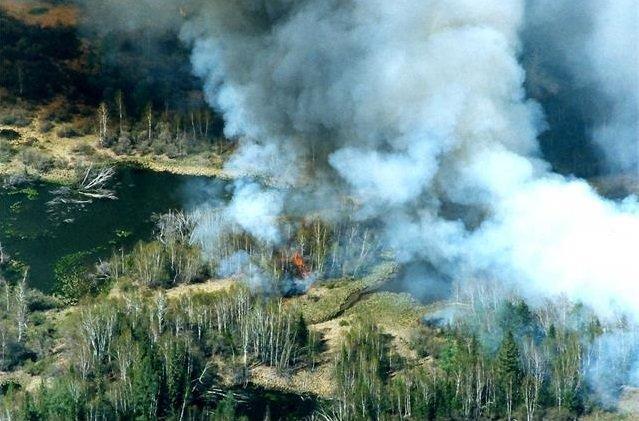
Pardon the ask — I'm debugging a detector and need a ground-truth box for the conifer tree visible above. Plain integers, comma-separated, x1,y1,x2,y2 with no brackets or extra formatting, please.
497,331,522,420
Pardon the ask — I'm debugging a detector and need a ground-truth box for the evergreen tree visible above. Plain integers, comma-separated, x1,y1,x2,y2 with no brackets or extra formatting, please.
295,314,309,349
497,331,522,419
131,342,160,420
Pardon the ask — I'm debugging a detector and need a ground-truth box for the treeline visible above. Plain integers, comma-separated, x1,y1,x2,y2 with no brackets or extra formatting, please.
0,8,202,109
319,288,635,420
0,12,83,100
95,93,225,157
75,211,383,304
0,7,225,150
0,285,318,419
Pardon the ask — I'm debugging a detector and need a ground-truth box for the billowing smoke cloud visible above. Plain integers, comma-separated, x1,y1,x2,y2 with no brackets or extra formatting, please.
175,0,639,326
524,0,639,174
77,0,639,398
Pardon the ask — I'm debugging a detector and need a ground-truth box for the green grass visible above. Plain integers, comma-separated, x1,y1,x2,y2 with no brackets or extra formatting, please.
297,261,398,324
344,291,426,330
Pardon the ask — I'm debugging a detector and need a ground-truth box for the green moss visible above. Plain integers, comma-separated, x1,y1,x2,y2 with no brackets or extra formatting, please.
9,201,23,214
8,187,38,200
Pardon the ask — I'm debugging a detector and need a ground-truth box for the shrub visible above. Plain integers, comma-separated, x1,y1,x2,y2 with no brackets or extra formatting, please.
1,342,37,371
0,129,21,141
71,142,95,156
28,6,49,16
26,139,38,148
0,115,31,127
19,148,55,172
27,290,63,312
56,126,80,138
0,139,14,163
1,173,30,188
38,121,54,133
112,134,132,154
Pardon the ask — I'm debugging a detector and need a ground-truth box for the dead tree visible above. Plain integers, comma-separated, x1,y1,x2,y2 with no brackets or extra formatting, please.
0,242,6,266
115,90,125,134
77,165,117,199
97,102,109,146
15,272,28,343
146,104,153,143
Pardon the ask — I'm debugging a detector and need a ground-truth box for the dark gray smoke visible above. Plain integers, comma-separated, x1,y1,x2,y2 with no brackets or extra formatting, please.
524,0,639,175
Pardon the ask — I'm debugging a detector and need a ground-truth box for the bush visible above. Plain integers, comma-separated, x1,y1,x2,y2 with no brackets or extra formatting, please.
29,7,49,16
1,173,31,189
0,114,31,127
19,148,55,172
0,139,14,163
56,126,80,138
51,109,73,123
0,129,21,141
38,121,54,133
71,142,95,156
1,342,37,371
74,118,94,135
27,290,63,312
112,134,132,154
24,137,38,146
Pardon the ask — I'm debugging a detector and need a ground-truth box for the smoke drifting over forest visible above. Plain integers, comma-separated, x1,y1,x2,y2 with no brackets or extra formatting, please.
166,0,638,320
82,0,639,395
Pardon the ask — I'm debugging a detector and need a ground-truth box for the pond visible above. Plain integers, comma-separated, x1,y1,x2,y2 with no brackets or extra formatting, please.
0,167,226,292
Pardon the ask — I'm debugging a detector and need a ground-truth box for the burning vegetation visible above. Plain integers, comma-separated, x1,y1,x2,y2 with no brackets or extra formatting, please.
0,0,638,419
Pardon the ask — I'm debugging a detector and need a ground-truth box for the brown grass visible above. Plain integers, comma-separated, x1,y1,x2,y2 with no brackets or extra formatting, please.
1,0,78,28
0,98,228,184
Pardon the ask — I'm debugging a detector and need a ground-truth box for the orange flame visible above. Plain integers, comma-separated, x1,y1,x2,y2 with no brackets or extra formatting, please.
291,251,310,278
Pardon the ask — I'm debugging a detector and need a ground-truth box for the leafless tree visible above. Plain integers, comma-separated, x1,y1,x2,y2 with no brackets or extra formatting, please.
522,339,547,421
97,102,109,146
0,242,6,266
79,304,117,371
15,272,28,343
16,62,24,97
77,165,117,199
47,165,117,209
146,104,153,143
115,90,125,134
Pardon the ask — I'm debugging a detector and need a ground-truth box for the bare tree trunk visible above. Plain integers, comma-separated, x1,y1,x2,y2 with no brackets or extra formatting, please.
16,62,24,97
191,112,196,140
0,242,6,266
97,103,109,146
146,104,153,143
116,90,125,134
15,272,28,343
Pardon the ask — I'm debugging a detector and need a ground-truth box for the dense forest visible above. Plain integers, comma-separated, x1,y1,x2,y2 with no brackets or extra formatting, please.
1,0,638,420
0,208,635,419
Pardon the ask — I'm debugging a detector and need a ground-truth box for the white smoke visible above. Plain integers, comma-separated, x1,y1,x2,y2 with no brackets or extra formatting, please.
175,0,639,328
224,180,284,244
